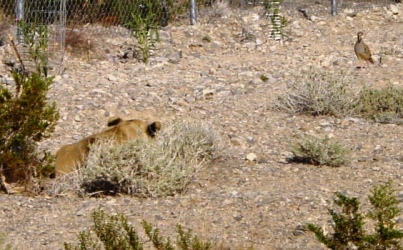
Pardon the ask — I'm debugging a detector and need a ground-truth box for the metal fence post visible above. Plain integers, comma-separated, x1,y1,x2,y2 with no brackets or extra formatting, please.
190,0,197,25
16,0,24,43
331,0,338,16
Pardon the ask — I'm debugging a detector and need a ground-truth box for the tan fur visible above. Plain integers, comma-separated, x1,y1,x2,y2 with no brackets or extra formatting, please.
55,118,161,175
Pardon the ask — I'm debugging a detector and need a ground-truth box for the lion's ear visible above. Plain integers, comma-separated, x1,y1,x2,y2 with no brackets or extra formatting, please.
88,137,97,145
107,117,123,127
147,121,162,137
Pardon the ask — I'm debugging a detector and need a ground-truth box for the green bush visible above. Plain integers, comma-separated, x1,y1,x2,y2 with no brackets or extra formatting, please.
307,181,403,249
290,135,350,167
126,0,162,63
263,0,288,40
64,208,214,250
354,86,403,125
0,72,59,184
50,121,220,197
274,69,358,117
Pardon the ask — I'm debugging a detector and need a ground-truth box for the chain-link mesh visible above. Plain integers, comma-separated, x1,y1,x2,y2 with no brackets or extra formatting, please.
0,0,400,71
0,0,65,73
281,0,399,18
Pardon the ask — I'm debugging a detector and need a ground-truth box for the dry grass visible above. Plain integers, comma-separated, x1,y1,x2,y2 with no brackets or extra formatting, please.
48,121,221,197
274,68,360,117
65,29,94,57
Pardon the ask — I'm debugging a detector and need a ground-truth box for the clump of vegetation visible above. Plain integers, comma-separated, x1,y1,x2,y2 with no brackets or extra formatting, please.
264,0,288,40
274,68,358,117
307,180,403,249
16,19,49,76
260,74,269,82
202,35,212,43
0,28,59,187
125,0,170,63
274,69,403,125
65,29,94,59
64,208,214,250
354,86,403,125
50,121,220,197
0,233,12,250
0,72,58,184
290,135,350,167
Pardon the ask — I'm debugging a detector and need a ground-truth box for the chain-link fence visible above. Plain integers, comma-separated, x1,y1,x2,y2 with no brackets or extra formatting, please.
0,0,66,73
281,0,400,18
0,0,400,70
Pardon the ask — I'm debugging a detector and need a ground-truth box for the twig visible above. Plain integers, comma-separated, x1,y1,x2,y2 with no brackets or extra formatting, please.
8,34,26,73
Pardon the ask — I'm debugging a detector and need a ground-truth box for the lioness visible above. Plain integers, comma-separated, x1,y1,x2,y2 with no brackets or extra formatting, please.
55,117,161,175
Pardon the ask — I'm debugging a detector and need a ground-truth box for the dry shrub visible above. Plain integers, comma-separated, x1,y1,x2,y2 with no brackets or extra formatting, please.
49,121,220,197
100,16,121,27
65,29,94,56
354,86,403,125
290,135,350,167
207,0,231,20
274,68,360,117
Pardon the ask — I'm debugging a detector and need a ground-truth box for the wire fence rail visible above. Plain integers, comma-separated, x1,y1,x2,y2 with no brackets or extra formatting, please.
0,0,399,72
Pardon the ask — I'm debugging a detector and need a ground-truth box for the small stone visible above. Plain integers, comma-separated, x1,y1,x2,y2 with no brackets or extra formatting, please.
246,153,257,162
234,214,243,222
74,115,81,122
168,52,182,64
203,89,215,99
310,15,318,22
107,75,116,81
389,4,399,15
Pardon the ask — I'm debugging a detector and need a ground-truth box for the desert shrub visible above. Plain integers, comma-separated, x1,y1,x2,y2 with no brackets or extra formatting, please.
50,121,220,197
307,180,403,249
65,29,94,57
263,0,288,40
64,208,214,250
354,86,403,125
0,72,59,184
290,135,350,167
0,13,58,187
274,68,359,117
66,0,183,27
126,0,161,63
0,233,12,250
274,69,403,125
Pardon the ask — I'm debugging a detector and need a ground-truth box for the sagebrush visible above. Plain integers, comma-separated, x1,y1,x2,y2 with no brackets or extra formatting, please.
274,69,402,125
49,121,220,197
274,68,359,117
354,86,403,125
290,135,350,167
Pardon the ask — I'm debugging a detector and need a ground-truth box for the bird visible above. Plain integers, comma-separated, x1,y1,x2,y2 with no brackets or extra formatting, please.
354,32,375,68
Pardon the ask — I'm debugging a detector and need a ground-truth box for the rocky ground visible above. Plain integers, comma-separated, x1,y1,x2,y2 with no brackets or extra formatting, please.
0,2,403,249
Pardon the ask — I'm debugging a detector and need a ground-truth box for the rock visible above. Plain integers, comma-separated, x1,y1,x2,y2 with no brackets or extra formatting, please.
202,88,215,99
74,115,81,122
246,153,257,162
107,74,116,81
168,51,182,64
310,15,318,22
389,4,399,15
